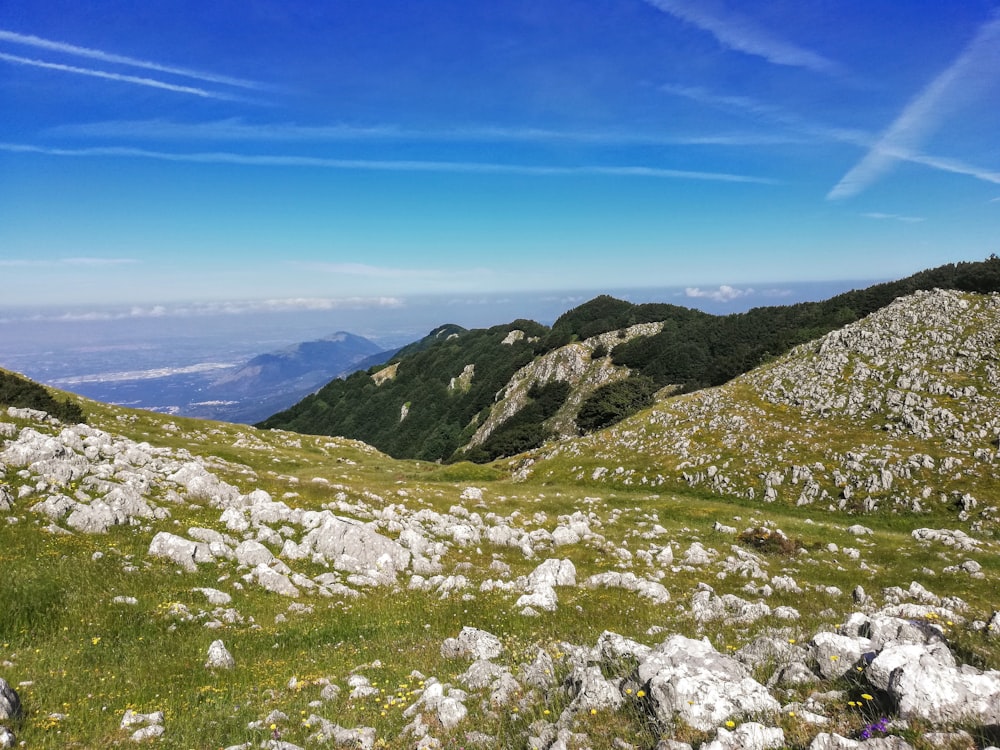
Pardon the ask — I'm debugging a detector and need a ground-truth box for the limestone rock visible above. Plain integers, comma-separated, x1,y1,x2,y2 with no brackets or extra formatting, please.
441,626,504,661
702,723,784,750
0,678,22,720
246,563,300,597
234,539,274,567
878,643,1000,724
148,531,212,572
638,634,779,731
205,639,235,670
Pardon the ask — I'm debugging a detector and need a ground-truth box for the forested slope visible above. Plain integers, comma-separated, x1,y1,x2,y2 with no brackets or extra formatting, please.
0,368,85,423
259,257,1000,462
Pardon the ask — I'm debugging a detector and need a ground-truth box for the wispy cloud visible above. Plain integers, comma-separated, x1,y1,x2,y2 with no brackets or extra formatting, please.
643,0,842,75
0,256,138,267
0,142,778,184
294,262,491,280
828,10,1000,200
862,212,925,223
0,51,244,100
662,84,870,144
684,284,754,302
665,84,1000,190
46,117,804,148
0,297,406,325
0,28,262,89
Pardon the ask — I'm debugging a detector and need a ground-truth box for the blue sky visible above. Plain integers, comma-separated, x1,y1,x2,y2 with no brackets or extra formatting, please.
2,0,999,312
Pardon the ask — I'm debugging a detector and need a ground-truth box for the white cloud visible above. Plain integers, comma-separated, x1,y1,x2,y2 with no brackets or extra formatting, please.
0,28,262,89
221,297,406,313
0,52,243,100
0,142,778,184
2,297,406,324
862,212,925,223
759,288,793,298
684,284,754,302
296,262,467,279
644,0,842,74
828,10,1000,200
65,257,140,265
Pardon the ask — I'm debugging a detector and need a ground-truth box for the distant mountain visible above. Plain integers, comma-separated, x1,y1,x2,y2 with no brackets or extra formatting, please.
42,331,393,424
192,332,390,423
258,257,1000,463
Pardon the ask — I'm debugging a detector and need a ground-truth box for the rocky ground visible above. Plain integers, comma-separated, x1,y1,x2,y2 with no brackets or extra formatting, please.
2,289,1000,748
525,290,1000,532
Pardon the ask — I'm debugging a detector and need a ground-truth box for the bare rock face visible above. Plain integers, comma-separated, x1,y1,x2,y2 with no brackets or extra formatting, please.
702,723,785,750
467,322,663,448
878,644,1000,724
246,563,300,598
441,626,504,661
295,514,411,581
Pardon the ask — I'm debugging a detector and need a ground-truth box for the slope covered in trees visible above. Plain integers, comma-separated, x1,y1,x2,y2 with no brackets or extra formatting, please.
611,256,1000,392
259,321,549,461
0,369,85,423
259,257,1000,463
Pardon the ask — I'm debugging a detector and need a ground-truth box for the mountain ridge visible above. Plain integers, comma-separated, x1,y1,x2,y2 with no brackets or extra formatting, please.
260,257,1000,463
518,288,1000,528
200,329,390,423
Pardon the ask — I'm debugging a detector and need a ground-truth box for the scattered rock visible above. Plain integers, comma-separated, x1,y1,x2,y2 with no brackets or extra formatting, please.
0,679,21,720
205,640,235,670
441,627,504,661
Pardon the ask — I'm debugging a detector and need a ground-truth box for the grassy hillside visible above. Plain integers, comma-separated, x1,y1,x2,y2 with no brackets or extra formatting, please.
3,287,1000,748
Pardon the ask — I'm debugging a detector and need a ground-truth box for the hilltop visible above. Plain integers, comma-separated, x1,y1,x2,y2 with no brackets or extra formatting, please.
259,257,1000,464
1,281,1000,749
520,288,1000,527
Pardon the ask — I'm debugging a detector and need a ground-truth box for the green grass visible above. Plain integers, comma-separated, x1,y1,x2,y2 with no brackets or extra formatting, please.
2,390,999,748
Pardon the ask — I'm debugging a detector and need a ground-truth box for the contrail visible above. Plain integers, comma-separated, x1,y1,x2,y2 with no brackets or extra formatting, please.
643,0,842,75
0,142,780,184
0,28,262,89
828,10,1000,199
0,52,243,100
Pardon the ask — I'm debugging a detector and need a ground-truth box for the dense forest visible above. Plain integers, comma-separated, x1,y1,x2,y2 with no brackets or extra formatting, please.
260,256,1000,463
0,369,85,424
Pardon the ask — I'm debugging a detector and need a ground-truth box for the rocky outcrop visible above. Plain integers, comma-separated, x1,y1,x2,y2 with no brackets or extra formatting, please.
527,291,1000,530
467,322,663,448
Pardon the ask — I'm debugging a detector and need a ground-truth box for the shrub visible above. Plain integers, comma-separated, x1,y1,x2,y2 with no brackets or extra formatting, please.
576,376,657,432
736,526,803,555
0,370,85,424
